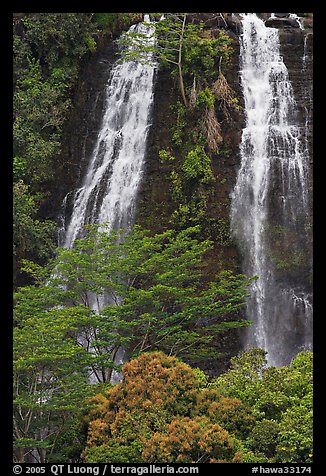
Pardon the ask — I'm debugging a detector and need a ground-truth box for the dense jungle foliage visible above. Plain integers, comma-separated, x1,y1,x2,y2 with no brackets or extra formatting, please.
13,13,313,464
13,13,142,287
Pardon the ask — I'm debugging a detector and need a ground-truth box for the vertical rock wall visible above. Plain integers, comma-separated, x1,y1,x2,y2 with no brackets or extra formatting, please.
55,14,313,375
136,15,313,373
135,26,246,375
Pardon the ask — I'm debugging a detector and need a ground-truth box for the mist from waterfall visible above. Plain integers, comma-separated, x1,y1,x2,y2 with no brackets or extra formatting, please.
230,13,312,366
59,16,156,382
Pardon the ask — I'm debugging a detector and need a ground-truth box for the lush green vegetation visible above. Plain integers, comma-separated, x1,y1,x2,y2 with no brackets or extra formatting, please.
121,13,240,238
13,13,93,286
13,13,138,287
14,223,253,461
13,222,313,463
13,13,313,465
13,12,238,284
83,350,312,463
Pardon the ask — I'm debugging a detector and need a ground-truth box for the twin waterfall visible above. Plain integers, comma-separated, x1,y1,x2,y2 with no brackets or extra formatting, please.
62,14,312,368
231,14,312,365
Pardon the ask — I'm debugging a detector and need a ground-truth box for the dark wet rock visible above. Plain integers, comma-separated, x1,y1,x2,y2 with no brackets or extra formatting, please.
225,14,242,34
303,17,313,28
187,13,229,28
257,13,272,20
265,17,300,28
54,14,313,376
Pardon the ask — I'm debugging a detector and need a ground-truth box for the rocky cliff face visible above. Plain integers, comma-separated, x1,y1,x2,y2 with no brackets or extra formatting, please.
268,19,313,356
135,24,246,375
56,14,313,375
257,17,313,292
136,14,313,373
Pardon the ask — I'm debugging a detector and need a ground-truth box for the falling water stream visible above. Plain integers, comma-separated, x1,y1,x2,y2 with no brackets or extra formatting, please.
60,16,156,382
60,13,312,370
64,16,156,250
230,13,312,366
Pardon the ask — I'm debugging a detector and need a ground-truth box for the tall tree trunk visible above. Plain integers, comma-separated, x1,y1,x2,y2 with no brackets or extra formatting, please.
178,14,188,107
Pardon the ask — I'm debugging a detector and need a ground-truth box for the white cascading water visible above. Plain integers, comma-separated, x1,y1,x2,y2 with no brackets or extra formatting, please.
230,13,312,366
64,16,156,250
61,16,156,382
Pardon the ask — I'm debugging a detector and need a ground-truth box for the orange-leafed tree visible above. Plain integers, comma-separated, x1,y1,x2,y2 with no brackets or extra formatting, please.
84,352,200,450
192,388,255,439
142,416,240,463
83,351,250,463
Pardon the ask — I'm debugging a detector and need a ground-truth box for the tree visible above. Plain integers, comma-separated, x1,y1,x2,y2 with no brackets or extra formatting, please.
211,349,313,462
13,14,96,189
142,416,237,463
83,350,313,463
83,352,246,463
83,352,203,459
13,180,56,286
13,304,99,463
117,13,233,107
13,13,99,288
192,389,255,439
18,224,252,383
14,224,252,461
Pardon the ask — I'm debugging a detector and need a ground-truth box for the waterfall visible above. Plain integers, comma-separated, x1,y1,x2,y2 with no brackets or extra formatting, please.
64,17,156,249
59,17,156,383
230,13,312,366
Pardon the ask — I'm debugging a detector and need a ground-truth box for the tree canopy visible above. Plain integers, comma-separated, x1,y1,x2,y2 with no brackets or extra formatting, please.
14,223,252,461
117,13,233,107
83,351,247,463
83,349,313,463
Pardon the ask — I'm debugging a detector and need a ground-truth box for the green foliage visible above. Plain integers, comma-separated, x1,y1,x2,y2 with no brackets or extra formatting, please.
21,13,94,69
18,224,251,367
13,12,312,465
183,30,233,82
13,303,99,462
208,217,233,246
13,13,101,287
85,35,97,53
85,441,143,463
117,14,234,106
14,223,252,461
168,145,216,231
13,180,56,286
13,33,31,84
158,149,176,169
119,16,235,239
276,404,313,463
148,25,236,235
171,101,187,147
13,157,28,183
92,13,140,32
46,415,88,463
14,58,71,185
211,349,313,463
170,193,212,235
193,389,255,439
247,419,280,458
84,350,312,464
92,13,118,28
196,87,215,110
181,146,215,184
